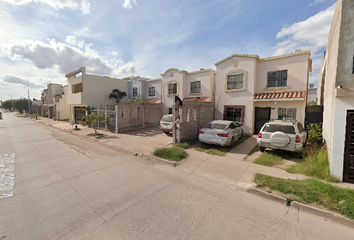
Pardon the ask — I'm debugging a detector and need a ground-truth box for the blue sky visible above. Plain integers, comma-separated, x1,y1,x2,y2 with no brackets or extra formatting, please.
0,0,337,101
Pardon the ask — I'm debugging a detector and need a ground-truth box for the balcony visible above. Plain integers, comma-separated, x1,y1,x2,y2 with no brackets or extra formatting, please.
66,92,83,105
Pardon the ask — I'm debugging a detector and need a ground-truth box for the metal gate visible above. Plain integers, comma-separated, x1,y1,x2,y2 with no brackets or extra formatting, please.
305,105,323,129
74,106,86,125
254,107,271,134
343,111,354,183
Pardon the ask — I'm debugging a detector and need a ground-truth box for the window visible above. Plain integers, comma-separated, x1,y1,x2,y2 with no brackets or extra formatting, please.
190,81,201,93
148,87,155,97
168,83,177,95
227,73,244,90
278,108,297,120
267,70,287,88
226,108,242,122
297,122,304,133
224,105,245,122
168,108,173,114
132,87,138,97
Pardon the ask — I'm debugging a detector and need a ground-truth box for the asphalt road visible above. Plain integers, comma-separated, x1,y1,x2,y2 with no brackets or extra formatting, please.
0,111,353,240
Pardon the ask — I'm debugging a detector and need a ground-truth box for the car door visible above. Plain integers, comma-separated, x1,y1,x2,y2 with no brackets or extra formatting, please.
229,123,237,139
234,123,242,139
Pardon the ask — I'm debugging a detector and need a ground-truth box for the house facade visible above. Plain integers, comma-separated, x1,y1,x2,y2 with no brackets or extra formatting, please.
160,68,215,114
65,67,129,123
215,51,311,134
318,0,354,183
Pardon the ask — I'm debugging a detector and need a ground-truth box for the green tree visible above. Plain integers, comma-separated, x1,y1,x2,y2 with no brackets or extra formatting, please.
109,89,127,103
82,112,108,134
13,99,30,114
1,100,13,111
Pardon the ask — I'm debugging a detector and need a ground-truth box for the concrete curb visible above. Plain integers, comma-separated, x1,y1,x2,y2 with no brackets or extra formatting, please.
246,188,289,206
291,201,354,229
247,188,354,228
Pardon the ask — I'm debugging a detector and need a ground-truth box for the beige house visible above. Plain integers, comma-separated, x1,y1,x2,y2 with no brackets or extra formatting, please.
65,67,129,123
160,68,215,114
318,0,354,183
215,51,312,134
41,83,63,119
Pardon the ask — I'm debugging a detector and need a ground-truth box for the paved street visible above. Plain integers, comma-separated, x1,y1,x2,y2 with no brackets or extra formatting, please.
0,111,353,240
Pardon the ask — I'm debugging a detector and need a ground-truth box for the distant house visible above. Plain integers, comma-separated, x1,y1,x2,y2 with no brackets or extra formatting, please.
41,83,63,119
160,68,215,114
214,51,312,134
307,85,317,103
65,67,128,123
317,0,354,183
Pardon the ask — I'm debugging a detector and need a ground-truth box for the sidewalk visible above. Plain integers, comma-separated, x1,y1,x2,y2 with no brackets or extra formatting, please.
30,116,354,228
34,117,354,191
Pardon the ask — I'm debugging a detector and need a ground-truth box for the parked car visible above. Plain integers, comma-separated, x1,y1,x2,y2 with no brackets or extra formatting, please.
159,114,173,134
257,119,307,157
0,111,2,119
198,120,243,147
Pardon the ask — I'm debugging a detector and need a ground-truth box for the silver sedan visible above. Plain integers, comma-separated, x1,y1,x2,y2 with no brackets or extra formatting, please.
198,120,243,147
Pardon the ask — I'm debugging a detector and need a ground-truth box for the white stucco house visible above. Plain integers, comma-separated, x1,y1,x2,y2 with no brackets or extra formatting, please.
214,51,312,134
65,67,129,123
317,0,354,183
160,68,215,114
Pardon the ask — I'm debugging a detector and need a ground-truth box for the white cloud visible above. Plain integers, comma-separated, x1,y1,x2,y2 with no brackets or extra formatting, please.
273,3,335,56
0,0,92,14
3,38,115,75
122,0,137,9
310,0,328,6
2,74,51,88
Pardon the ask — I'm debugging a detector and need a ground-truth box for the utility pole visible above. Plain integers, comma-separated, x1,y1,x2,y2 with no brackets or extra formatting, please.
28,89,30,115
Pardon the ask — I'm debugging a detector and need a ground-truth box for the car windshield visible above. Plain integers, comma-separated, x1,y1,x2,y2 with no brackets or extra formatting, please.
204,123,228,130
161,115,173,122
262,124,295,134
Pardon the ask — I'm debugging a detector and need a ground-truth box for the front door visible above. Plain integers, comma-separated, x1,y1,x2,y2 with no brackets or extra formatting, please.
343,110,354,183
254,107,271,134
74,106,86,125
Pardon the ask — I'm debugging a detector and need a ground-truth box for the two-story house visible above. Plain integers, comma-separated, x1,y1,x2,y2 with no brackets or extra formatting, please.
160,68,215,114
65,67,129,123
317,0,354,183
215,51,312,134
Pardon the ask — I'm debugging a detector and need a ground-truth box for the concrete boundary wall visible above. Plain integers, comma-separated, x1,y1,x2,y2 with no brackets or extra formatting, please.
174,101,215,142
116,103,163,133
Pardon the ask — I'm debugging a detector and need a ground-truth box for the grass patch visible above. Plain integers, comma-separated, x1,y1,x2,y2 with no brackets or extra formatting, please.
154,146,188,161
205,149,227,157
287,146,339,182
174,142,190,149
254,174,354,220
254,150,293,166
247,145,259,156
232,135,250,148
88,133,105,137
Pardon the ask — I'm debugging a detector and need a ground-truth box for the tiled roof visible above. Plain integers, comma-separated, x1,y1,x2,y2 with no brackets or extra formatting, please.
149,99,161,103
253,91,306,100
183,96,210,102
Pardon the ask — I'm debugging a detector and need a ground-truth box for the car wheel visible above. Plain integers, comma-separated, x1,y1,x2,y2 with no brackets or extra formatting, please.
258,146,265,152
164,132,170,135
229,137,235,147
296,151,303,159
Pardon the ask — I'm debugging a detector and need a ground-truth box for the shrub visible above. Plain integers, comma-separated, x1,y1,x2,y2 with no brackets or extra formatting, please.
153,146,188,161
307,123,323,146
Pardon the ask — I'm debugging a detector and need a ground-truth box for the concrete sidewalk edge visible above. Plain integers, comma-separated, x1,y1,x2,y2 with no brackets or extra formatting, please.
247,188,354,229
291,201,354,229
